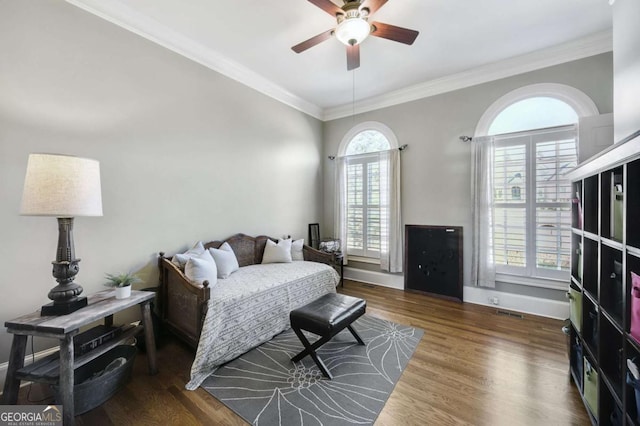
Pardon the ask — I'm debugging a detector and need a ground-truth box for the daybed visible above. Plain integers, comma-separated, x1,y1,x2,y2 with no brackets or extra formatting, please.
158,233,340,389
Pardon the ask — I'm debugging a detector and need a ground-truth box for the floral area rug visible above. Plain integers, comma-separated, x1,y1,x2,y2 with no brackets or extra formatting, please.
201,315,423,425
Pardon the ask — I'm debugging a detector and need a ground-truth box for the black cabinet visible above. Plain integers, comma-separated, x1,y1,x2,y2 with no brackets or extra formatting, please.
404,225,463,302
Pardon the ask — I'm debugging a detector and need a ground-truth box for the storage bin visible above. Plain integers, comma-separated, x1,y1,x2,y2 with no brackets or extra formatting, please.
584,357,599,418
613,183,623,241
610,403,623,426
571,337,583,389
569,287,582,332
52,345,136,415
627,371,640,424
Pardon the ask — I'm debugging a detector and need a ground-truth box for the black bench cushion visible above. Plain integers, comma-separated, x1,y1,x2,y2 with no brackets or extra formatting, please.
290,293,366,336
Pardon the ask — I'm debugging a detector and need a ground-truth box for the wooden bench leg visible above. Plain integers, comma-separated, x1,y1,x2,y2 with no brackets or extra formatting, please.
59,334,75,426
291,327,333,379
1,334,28,404
140,301,158,375
347,325,365,346
290,329,335,363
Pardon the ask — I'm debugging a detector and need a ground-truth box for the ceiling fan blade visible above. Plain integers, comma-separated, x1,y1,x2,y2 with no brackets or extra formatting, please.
360,0,388,15
346,44,360,70
292,29,334,53
307,0,343,17
370,21,419,45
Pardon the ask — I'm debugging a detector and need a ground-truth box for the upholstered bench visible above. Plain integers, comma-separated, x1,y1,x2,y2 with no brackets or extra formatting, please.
290,293,366,379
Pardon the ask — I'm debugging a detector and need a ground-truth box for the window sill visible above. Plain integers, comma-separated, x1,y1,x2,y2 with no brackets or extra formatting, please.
347,255,380,265
496,272,568,290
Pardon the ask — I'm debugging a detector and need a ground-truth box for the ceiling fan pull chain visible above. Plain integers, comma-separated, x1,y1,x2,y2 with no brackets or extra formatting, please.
352,69,356,124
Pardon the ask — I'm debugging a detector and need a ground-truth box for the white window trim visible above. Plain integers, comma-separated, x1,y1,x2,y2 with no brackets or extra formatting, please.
339,121,399,260
338,121,399,157
492,126,576,281
475,83,600,137
496,272,568,290
475,83,597,289
348,255,381,265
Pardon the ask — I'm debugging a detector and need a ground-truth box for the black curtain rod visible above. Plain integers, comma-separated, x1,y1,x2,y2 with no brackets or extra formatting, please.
328,144,408,160
459,136,473,142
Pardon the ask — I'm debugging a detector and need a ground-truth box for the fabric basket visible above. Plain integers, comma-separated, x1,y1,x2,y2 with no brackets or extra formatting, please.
583,357,599,418
627,371,640,424
569,287,582,332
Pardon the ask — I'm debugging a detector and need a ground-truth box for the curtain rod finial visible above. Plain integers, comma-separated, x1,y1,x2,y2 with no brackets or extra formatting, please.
328,155,336,160
460,136,473,142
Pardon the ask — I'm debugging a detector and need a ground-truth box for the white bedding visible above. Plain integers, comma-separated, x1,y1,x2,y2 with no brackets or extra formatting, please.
186,261,339,389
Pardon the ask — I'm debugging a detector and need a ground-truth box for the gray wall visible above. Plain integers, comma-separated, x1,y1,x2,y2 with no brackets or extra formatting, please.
0,1,323,362
613,0,640,142
323,53,614,300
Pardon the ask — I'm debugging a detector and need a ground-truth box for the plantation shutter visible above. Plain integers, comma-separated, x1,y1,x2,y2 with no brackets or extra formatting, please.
492,125,577,279
346,154,382,258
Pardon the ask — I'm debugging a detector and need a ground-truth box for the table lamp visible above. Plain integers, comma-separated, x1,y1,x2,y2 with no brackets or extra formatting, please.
20,153,103,316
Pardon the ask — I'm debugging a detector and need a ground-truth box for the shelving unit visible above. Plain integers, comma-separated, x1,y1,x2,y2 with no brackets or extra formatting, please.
566,132,640,425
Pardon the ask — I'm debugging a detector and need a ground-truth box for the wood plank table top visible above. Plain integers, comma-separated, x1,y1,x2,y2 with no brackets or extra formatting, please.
5,290,154,336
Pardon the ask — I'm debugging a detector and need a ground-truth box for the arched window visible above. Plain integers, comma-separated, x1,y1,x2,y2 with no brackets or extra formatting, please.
344,130,390,155
338,122,398,156
336,122,402,271
488,97,579,135
472,84,598,286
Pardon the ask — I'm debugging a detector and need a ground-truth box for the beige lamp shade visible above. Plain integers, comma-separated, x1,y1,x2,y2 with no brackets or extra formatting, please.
20,153,103,217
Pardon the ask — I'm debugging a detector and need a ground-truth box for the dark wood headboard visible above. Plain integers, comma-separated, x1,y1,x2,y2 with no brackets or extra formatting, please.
204,233,276,267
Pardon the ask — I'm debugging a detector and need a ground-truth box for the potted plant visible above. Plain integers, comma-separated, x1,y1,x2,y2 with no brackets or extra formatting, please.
104,273,141,299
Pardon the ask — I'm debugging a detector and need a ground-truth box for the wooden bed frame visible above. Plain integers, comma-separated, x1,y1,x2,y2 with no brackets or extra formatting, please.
158,233,336,349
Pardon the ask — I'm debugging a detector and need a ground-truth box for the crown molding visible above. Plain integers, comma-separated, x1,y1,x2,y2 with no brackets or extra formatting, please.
65,0,611,123
65,0,324,120
322,30,613,121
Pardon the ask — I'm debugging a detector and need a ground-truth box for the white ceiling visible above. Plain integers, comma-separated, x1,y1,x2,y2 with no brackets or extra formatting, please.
66,0,613,120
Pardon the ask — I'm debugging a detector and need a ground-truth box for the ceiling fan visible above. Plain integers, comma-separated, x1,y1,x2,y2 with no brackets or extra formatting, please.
292,0,419,71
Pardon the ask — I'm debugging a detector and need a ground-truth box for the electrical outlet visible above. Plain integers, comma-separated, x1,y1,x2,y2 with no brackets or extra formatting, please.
489,296,499,305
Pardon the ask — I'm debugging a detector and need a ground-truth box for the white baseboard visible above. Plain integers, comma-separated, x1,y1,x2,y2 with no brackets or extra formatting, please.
344,267,569,320
0,346,59,395
344,267,404,290
463,286,569,320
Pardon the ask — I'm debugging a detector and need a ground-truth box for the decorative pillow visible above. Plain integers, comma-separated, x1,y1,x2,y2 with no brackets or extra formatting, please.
291,239,304,261
185,251,217,287
262,239,293,264
171,241,205,269
209,242,239,279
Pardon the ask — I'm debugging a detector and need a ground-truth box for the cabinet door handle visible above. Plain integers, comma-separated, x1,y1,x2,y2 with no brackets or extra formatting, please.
611,273,617,279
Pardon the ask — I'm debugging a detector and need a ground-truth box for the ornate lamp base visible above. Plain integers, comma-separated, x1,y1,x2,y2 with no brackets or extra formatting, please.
40,218,89,316
41,296,87,316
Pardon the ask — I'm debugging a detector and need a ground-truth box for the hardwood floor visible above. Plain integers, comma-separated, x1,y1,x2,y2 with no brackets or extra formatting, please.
17,280,590,425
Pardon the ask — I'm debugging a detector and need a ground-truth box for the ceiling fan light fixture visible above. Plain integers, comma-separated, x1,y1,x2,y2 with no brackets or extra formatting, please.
335,17,370,46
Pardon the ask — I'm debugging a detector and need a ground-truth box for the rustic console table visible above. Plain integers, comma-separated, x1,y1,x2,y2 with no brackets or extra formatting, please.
1,290,158,425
